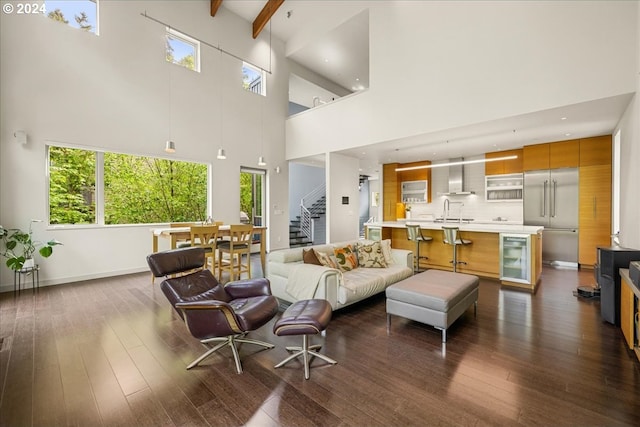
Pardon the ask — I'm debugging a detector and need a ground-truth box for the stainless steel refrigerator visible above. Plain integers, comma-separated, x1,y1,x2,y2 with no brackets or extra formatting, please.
524,168,579,266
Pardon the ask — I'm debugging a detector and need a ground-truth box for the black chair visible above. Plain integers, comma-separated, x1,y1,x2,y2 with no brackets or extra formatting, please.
147,247,279,373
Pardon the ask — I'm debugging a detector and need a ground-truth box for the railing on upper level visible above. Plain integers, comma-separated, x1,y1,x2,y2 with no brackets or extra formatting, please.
300,183,326,241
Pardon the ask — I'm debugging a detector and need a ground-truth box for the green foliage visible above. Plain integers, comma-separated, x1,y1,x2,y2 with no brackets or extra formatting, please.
48,9,68,24
103,154,207,224
178,54,195,70
0,222,62,271
75,12,92,31
49,147,208,225
240,172,253,222
49,147,96,224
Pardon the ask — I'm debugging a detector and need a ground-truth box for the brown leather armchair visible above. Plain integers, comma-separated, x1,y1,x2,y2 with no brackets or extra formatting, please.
147,246,279,373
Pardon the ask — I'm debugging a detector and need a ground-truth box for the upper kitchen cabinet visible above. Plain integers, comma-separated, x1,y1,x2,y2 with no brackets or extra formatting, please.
523,140,580,171
485,149,523,175
580,135,612,166
383,163,399,221
550,140,580,168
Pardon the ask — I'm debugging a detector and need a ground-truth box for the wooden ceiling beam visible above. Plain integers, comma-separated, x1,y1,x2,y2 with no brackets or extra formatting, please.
210,0,223,17
252,0,284,39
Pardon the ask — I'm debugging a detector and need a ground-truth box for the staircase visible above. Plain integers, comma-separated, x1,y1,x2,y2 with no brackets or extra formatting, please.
289,195,326,248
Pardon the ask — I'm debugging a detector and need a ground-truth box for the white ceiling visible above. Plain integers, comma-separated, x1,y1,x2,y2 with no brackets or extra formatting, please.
223,1,632,176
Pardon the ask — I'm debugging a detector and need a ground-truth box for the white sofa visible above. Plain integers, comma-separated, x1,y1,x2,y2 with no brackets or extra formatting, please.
267,240,414,310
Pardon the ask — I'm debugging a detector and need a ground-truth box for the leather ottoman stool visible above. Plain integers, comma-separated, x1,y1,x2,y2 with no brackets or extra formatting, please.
386,269,479,343
273,299,337,379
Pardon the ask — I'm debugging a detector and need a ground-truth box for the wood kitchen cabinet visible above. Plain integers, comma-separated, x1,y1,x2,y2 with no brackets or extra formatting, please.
550,139,580,168
523,144,550,170
383,163,399,221
578,163,612,267
484,149,523,175
580,135,612,166
523,140,579,171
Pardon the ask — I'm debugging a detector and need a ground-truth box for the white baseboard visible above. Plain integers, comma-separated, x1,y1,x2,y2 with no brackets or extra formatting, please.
0,267,150,294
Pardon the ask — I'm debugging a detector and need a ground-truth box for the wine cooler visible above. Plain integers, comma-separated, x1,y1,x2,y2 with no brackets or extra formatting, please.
500,233,531,284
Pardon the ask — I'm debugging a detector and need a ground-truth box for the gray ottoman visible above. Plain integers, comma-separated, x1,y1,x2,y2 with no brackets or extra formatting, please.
386,269,479,342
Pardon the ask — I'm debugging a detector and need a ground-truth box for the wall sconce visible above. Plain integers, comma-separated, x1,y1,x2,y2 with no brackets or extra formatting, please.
274,166,281,174
165,140,176,153
258,156,266,166
14,130,27,145
217,148,226,160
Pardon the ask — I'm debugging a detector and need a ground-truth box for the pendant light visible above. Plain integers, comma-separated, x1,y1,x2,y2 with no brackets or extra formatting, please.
217,48,226,160
165,45,176,154
257,95,266,166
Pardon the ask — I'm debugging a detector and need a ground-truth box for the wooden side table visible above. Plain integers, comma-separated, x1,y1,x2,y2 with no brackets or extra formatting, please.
13,264,39,295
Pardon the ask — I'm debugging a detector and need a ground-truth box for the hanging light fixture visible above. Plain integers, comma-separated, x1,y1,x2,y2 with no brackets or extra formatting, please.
217,48,226,160
165,42,176,154
257,94,266,166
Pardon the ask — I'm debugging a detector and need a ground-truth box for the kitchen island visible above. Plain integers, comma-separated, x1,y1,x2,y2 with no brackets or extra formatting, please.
366,221,544,292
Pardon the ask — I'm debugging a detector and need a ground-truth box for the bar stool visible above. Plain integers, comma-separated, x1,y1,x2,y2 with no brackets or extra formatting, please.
442,226,472,272
406,224,433,273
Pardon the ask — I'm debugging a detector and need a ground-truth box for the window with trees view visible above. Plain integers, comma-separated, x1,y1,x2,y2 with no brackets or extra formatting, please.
166,28,200,72
46,0,98,34
48,146,209,225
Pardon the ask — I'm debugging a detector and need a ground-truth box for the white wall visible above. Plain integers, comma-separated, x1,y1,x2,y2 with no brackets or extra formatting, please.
288,163,325,219
286,1,637,159
0,1,290,290
612,4,640,250
326,152,360,242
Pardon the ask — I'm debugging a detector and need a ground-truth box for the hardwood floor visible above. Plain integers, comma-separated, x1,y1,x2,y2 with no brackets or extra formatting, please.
1,261,639,426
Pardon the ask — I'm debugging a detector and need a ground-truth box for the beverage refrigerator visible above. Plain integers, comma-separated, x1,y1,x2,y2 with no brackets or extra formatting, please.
500,233,531,284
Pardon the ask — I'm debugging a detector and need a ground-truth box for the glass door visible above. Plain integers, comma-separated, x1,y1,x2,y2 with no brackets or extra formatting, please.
500,233,531,283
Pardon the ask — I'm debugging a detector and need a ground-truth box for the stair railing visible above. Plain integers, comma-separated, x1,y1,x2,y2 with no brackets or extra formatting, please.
300,183,326,241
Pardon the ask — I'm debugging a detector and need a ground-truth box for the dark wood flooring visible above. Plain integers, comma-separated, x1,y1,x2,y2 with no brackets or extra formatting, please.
1,260,639,426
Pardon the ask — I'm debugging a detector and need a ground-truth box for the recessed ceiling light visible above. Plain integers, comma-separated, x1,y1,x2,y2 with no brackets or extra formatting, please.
356,78,360,81
324,58,329,62
561,117,567,120
565,133,572,136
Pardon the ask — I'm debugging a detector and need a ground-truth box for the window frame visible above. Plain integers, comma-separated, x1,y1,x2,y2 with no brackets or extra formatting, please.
46,142,211,228
242,62,266,96
166,27,201,72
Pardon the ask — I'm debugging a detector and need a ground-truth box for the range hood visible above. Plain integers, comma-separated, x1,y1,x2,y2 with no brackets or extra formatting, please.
441,158,475,195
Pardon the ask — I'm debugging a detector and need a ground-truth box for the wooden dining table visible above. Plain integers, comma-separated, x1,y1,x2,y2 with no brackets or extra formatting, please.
150,225,267,278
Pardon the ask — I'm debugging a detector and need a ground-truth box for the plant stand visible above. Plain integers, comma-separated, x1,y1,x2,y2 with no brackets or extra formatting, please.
14,264,39,295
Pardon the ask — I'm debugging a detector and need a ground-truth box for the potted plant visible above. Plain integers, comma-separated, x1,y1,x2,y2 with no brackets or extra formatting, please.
0,220,62,271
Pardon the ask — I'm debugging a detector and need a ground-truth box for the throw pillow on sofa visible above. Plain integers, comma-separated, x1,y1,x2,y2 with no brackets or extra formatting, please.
313,249,338,269
357,241,387,268
334,244,358,271
303,248,322,265
380,239,395,265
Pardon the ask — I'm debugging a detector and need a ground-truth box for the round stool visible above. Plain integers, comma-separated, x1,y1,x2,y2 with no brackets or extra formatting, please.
442,226,472,272
406,224,433,273
273,299,337,379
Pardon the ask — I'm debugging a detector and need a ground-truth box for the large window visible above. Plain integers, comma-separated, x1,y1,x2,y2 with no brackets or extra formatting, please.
166,28,200,72
48,146,209,225
240,168,265,227
46,0,98,34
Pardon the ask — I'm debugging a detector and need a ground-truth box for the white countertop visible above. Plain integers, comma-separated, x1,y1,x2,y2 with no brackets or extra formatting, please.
367,220,543,234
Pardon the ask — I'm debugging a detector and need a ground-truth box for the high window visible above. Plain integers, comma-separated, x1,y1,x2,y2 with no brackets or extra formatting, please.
242,62,265,96
46,0,98,34
48,145,209,225
166,28,200,72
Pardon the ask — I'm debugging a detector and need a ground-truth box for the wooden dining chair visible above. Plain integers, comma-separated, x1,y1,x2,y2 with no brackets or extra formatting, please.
218,224,253,282
190,225,219,275
171,222,197,248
